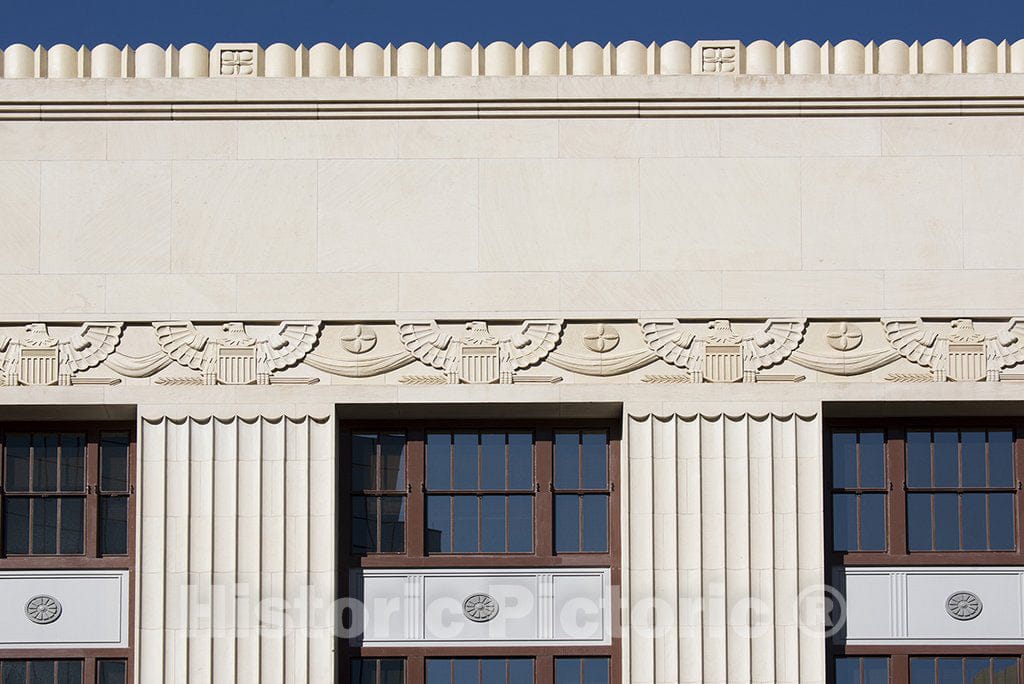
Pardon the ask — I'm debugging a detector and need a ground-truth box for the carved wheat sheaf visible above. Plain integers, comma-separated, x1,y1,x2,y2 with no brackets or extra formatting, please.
884,372,934,383
641,374,693,384
398,375,447,385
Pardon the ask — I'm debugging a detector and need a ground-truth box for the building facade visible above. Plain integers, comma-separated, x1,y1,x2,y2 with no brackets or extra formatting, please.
0,36,1022,684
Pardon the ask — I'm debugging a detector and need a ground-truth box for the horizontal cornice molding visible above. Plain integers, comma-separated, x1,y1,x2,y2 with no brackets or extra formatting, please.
3,39,1024,79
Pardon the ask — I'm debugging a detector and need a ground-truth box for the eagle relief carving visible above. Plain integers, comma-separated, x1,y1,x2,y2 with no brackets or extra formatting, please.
0,323,123,387
152,321,322,385
397,320,564,384
883,318,1024,382
639,319,806,383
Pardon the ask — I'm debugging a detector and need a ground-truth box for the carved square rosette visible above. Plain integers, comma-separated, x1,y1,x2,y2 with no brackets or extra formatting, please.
211,43,264,77
692,40,743,74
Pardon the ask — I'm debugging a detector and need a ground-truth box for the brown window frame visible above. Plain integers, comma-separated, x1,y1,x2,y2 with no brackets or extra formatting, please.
339,420,622,684
826,418,1024,566
0,423,136,684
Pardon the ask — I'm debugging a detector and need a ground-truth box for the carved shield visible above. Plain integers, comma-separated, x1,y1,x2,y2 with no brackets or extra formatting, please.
19,348,59,386
217,347,257,385
703,344,743,383
459,345,500,384
946,343,986,382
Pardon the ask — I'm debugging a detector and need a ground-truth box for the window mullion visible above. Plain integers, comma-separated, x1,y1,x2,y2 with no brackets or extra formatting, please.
889,427,907,556
535,429,553,559
85,431,100,559
407,429,425,558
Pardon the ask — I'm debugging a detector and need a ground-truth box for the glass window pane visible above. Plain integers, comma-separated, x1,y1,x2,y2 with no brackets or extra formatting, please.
426,433,451,490
28,660,54,684
989,430,1014,487
452,659,477,684
907,430,932,488
964,658,989,684
582,658,610,684
351,434,375,491
907,493,933,551
508,495,533,552
911,658,935,684
453,433,478,491
834,658,860,684
380,497,406,553
452,496,478,553
832,493,858,551
5,434,31,492
480,433,506,490
937,657,963,684
34,434,59,492
859,493,886,551
508,433,533,490
582,494,609,552
59,434,85,492
57,660,83,684
33,497,58,554
555,494,580,553
859,432,885,488
426,659,451,683
97,660,127,684
581,432,608,489
380,659,405,684
934,493,959,551
100,497,128,555
556,658,581,684
4,498,29,554
2,661,26,684
60,498,84,555
554,432,580,490
934,431,959,487
509,658,533,684
961,431,987,488
481,495,506,553
100,433,129,492
351,496,376,553
863,658,888,684
990,493,1015,551
351,659,374,684
380,434,405,491
481,659,504,682
832,433,858,488
962,493,988,550
993,659,1018,684
426,496,451,553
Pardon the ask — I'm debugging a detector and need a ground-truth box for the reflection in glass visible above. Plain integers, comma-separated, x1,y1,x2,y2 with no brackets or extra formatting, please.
581,432,608,489
351,434,375,491
989,431,1014,487
858,432,885,488
426,433,451,490
934,493,959,551
4,498,29,554
962,493,987,550
481,495,505,553
32,497,57,554
452,496,478,552
57,660,83,684
351,496,376,553
934,431,959,487
59,434,86,491
97,660,127,684
380,497,405,552
961,431,987,488
582,494,609,552
480,433,506,490
859,493,886,551
508,658,534,684
1,661,27,684
554,432,579,490
555,494,580,553
508,496,533,552
453,433,477,490
990,493,1015,550
452,658,476,683
862,658,888,684
937,657,962,684
28,660,55,684
425,659,451,682
100,497,128,555
831,433,858,488
5,434,30,492
832,493,858,551
380,434,405,491
34,434,59,492
100,433,129,492
910,657,935,684
60,498,84,555
906,431,932,488
426,496,450,553
993,658,1019,684
907,493,932,551
508,433,533,490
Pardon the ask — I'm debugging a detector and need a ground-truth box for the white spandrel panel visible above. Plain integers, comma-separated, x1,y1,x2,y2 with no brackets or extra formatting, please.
356,567,611,647
0,570,128,648
842,567,1024,645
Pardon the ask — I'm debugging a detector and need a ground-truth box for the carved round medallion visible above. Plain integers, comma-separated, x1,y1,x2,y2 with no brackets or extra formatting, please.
826,322,863,351
340,325,377,354
25,595,62,625
462,593,499,623
945,591,983,621
583,324,620,353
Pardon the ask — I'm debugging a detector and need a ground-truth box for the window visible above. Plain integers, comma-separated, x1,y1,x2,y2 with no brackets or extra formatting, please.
425,658,533,684
351,658,405,684
426,431,534,554
555,657,610,684
833,657,888,684
828,422,1023,562
341,424,618,564
910,656,1019,684
0,658,127,684
1,429,134,560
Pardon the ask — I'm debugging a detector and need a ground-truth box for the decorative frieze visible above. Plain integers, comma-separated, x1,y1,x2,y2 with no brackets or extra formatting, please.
0,317,1020,390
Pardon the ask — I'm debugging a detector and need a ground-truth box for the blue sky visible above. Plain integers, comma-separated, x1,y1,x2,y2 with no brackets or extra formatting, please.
0,0,1019,48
